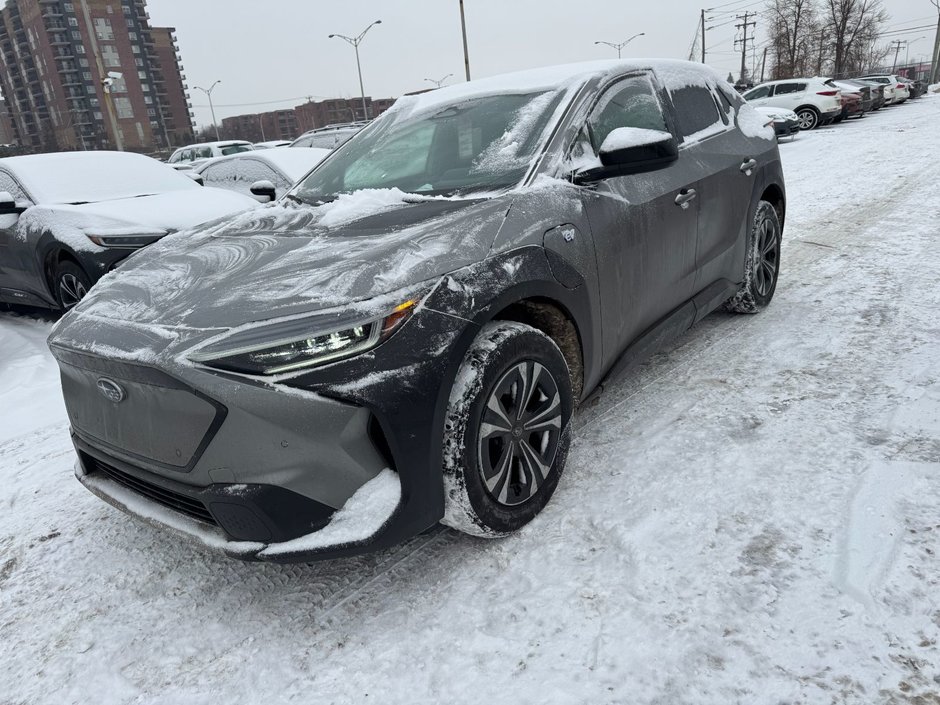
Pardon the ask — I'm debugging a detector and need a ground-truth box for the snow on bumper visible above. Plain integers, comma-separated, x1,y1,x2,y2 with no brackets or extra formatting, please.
77,459,402,562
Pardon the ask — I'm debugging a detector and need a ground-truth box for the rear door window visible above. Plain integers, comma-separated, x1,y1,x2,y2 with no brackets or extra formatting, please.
670,85,723,140
774,83,806,95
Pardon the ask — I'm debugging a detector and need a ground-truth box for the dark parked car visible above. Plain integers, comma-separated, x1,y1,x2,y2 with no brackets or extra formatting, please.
0,152,257,310
834,90,864,122
49,60,786,562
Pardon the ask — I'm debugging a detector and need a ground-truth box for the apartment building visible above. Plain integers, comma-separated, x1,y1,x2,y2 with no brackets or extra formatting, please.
0,0,194,152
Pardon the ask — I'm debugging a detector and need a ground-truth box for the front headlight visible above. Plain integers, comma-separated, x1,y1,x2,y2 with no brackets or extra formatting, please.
189,299,419,375
85,227,168,248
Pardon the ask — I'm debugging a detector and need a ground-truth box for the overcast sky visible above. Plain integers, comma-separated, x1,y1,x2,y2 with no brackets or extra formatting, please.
146,0,938,128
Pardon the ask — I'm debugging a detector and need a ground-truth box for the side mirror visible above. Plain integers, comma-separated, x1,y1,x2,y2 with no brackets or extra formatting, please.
573,128,679,185
183,171,205,186
250,180,277,203
0,190,25,215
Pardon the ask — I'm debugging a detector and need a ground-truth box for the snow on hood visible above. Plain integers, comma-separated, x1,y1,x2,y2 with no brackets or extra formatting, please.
22,188,258,235
67,192,512,330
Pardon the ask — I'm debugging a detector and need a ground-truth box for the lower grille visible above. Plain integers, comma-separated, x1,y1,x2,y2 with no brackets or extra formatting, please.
86,455,217,526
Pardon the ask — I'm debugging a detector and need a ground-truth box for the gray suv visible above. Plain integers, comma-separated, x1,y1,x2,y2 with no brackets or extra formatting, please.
49,60,785,562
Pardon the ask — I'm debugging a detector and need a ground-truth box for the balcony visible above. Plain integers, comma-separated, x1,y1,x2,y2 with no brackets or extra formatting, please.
49,35,70,46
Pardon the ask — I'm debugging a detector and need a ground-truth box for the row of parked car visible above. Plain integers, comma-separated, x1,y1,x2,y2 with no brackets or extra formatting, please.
744,73,927,137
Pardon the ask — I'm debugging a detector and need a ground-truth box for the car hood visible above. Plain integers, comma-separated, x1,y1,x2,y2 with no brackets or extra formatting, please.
47,188,258,233
64,192,512,331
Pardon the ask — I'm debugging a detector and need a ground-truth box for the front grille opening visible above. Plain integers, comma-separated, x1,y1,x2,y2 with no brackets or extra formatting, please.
85,454,217,526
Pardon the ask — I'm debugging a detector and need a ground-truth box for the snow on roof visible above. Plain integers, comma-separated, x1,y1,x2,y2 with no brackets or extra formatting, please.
0,151,198,204
393,59,725,117
243,147,332,181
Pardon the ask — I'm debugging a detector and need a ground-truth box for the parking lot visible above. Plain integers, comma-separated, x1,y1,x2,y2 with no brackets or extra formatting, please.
1,93,939,704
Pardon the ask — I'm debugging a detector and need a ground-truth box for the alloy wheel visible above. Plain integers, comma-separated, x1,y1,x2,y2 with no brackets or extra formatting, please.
797,110,818,130
477,361,563,507
58,273,87,309
753,214,780,298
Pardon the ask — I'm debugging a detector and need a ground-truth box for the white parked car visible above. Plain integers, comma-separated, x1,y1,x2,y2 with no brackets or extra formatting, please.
167,141,254,169
196,147,331,202
290,123,367,149
253,140,292,150
0,151,257,310
857,75,909,104
743,78,842,130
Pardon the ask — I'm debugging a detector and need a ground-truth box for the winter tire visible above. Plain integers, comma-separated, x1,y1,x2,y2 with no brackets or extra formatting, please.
796,107,819,130
53,260,91,311
725,200,781,314
442,321,572,537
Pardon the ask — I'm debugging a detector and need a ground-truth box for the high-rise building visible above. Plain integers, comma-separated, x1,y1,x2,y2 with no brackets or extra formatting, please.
0,0,193,152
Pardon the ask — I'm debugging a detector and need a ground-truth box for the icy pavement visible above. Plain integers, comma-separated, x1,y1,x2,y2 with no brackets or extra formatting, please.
2,96,940,704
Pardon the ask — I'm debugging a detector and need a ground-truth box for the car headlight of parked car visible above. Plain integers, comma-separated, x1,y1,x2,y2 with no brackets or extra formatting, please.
84,228,168,248
189,298,420,375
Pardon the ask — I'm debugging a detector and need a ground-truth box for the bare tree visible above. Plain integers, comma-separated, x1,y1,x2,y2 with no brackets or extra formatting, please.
823,0,888,77
765,0,818,78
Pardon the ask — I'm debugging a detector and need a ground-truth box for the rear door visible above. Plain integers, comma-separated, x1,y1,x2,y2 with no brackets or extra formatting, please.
772,82,808,111
681,83,763,293
576,72,700,361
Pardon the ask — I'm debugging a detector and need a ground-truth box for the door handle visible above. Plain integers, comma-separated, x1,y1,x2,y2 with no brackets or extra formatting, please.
674,188,697,209
740,158,757,175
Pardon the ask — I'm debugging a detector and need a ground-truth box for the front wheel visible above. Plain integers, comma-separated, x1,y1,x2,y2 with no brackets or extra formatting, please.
442,321,573,537
725,200,782,314
53,260,91,311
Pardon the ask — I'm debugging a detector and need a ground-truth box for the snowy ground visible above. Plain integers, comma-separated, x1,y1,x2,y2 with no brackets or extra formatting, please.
2,96,940,705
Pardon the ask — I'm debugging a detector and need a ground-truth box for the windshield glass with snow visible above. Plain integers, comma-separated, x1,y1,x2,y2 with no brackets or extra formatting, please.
291,91,566,202
13,153,198,205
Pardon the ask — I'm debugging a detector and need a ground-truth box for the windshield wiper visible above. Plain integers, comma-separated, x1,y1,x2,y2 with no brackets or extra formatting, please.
283,193,309,206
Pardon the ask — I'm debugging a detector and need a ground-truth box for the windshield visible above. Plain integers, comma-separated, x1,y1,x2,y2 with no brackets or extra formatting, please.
291,90,566,203
10,152,198,204
219,144,253,156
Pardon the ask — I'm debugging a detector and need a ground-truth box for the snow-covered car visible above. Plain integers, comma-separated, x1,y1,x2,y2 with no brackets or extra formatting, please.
743,78,842,130
0,151,257,310
858,75,908,104
754,107,800,139
195,147,331,202
167,140,254,168
290,123,366,149
49,59,786,563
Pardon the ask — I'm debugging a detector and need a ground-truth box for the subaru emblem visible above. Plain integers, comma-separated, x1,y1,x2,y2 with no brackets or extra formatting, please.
96,378,126,403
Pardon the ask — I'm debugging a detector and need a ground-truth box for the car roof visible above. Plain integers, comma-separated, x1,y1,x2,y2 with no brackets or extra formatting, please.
196,147,331,182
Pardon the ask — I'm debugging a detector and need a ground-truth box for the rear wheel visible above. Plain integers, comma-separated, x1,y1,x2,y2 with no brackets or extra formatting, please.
725,200,782,314
53,260,91,311
796,107,819,130
442,321,572,537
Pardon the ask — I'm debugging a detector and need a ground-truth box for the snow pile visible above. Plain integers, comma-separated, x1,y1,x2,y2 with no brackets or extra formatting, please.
258,469,401,557
736,102,776,140
314,188,445,228
600,127,672,152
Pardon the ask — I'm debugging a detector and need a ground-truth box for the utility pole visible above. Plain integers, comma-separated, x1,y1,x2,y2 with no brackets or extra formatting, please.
890,40,905,73
760,47,768,83
459,0,471,81
701,9,706,63
735,12,757,84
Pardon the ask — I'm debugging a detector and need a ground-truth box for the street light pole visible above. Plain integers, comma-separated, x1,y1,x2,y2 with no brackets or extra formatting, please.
194,80,221,140
329,20,382,121
594,32,646,59
904,36,927,68
931,0,940,84
459,0,471,81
